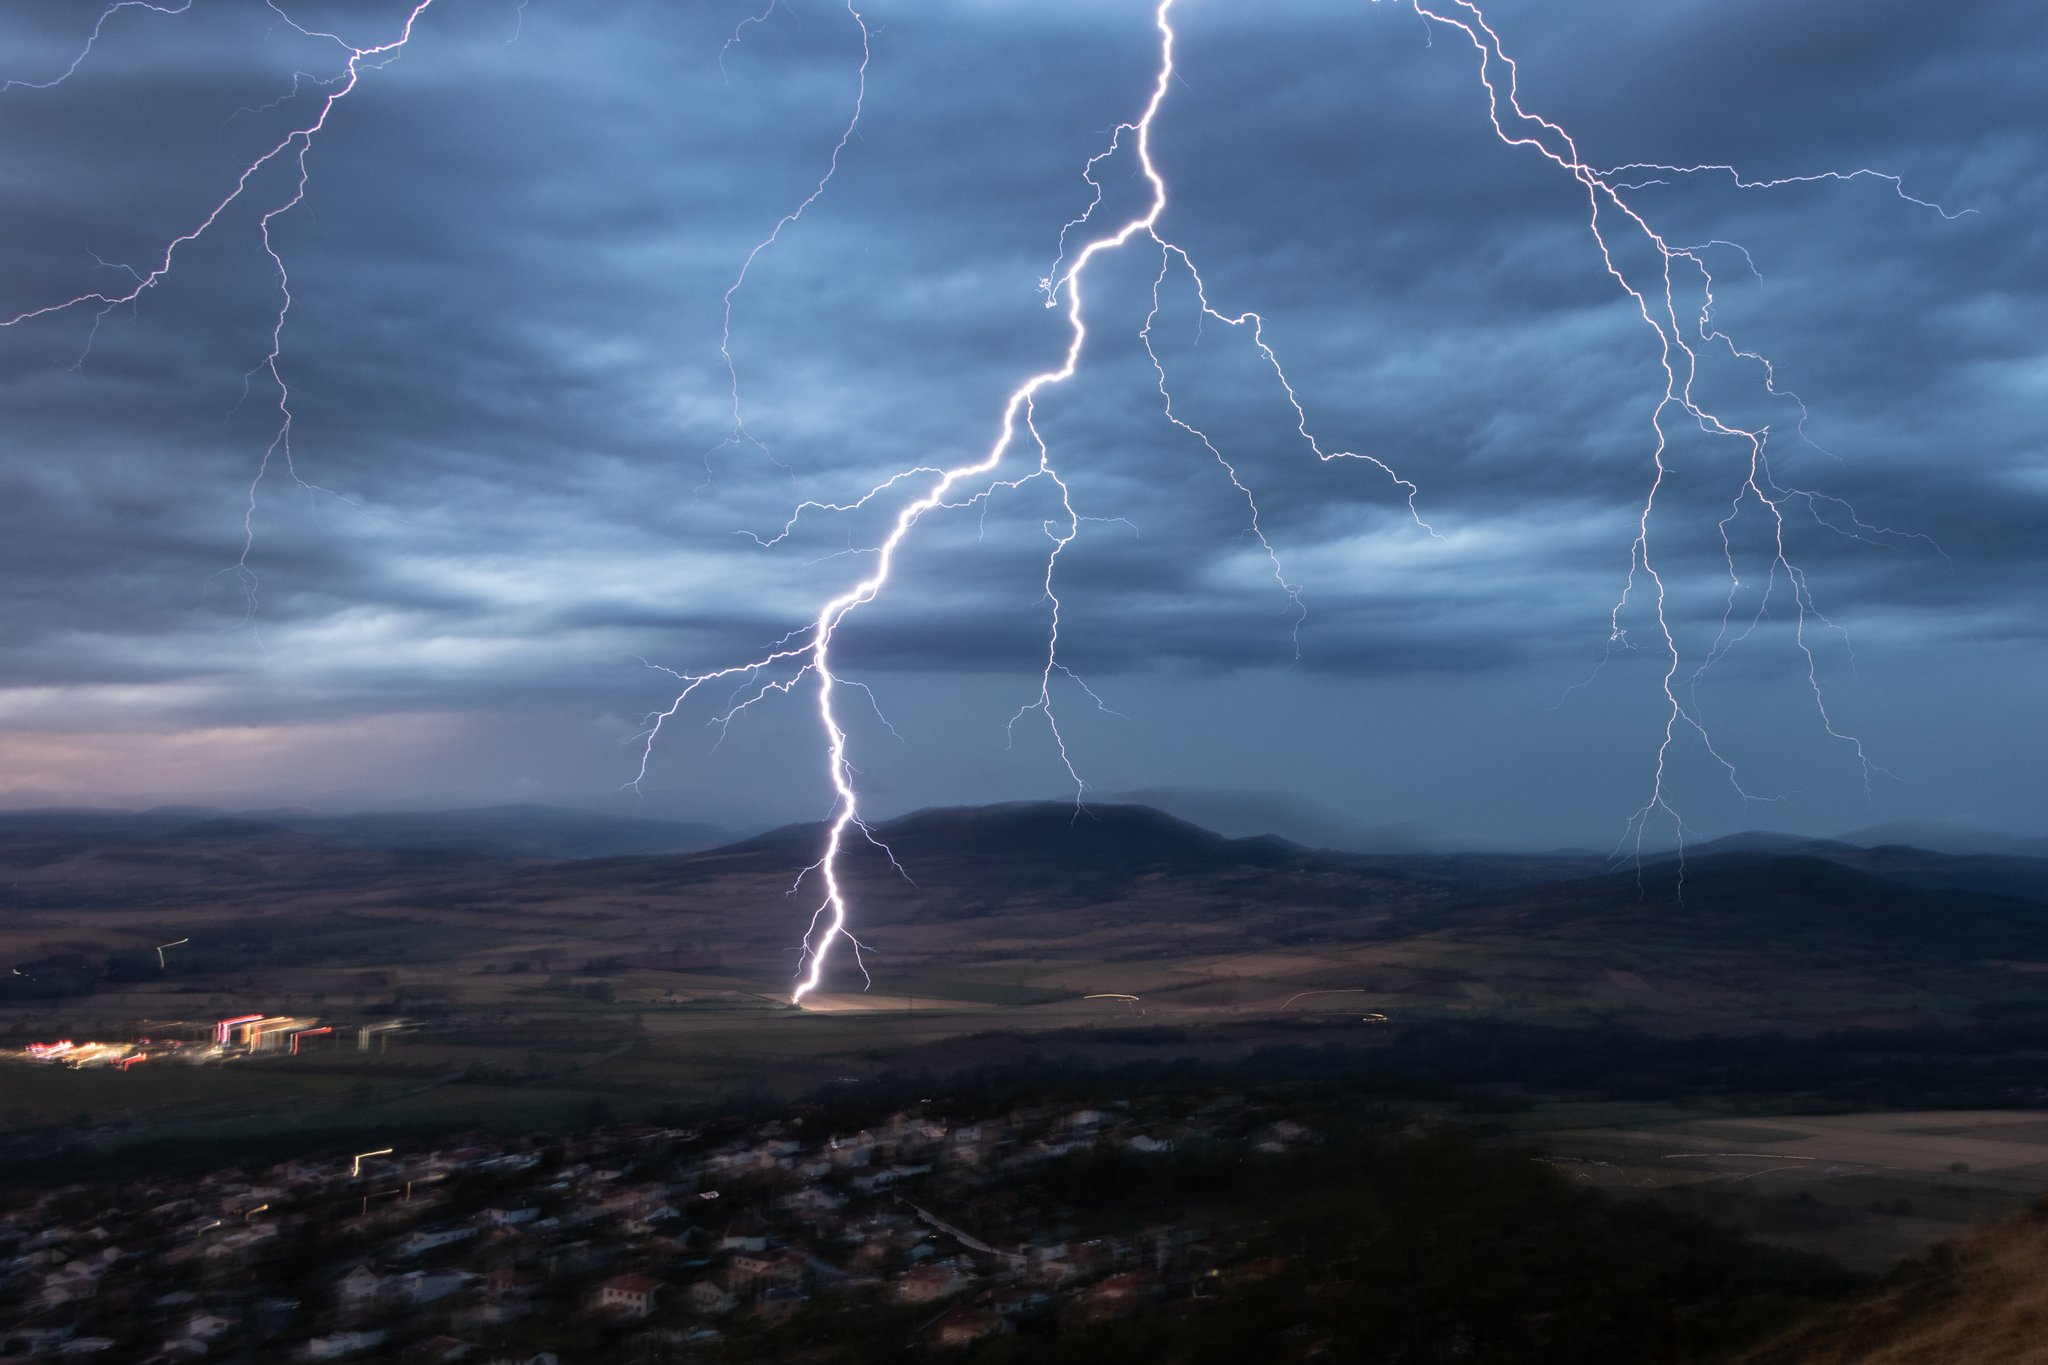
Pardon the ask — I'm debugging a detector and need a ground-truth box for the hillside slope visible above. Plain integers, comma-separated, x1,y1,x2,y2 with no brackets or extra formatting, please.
1738,1203,2048,1364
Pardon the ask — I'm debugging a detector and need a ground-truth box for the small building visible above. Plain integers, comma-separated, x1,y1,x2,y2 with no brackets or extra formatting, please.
397,1269,469,1305
685,1279,735,1316
731,1247,809,1293
184,1314,236,1343
595,1273,663,1319
394,1225,477,1258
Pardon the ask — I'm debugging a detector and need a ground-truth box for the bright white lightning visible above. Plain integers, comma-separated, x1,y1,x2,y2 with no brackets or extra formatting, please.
0,1,193,96
0,1,441,615
712,0,871,474
2,2,1963,1002
644,0,1431,1002
648,0,1963,996
1406,0,1957,866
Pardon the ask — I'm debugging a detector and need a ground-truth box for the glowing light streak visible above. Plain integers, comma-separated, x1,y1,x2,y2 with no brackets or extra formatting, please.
6,2,1964,1002
351,1147,394,1178
645,0,1432,1002
0,1,192,95
1406,0,1958,866
1280,988,1369,1010
711,0,870,472
0,1,442,611
215,1013,264,1046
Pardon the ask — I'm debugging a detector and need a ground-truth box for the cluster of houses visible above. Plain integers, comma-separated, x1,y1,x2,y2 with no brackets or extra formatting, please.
0,1091,1325,1362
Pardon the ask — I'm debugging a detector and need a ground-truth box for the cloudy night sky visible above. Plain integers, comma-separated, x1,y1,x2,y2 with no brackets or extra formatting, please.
0,0,2039,848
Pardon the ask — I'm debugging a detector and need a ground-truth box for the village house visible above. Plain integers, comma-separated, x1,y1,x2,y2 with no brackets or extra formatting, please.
481,1269,537,1302
335,1264,389,1306
478,1205,537,1228
594,1272,664,1319
394,1225,477,1259
397,1268,470,1305
302,1328,387,1360
684,1279,736,1316
729,1247,809,1293
183,1312,236,1343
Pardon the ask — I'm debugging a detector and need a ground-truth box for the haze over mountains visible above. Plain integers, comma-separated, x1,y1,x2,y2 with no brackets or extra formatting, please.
7,797,2044,992
4,787,2038,867
0,802,736,862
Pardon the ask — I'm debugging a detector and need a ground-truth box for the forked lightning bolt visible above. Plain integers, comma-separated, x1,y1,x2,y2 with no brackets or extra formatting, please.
1405,0,1956,866
0,1,192,96
0,1,441,612
712,0,871,474
645,0,1959,998
1,3,1961,1002
638,0,1435,1000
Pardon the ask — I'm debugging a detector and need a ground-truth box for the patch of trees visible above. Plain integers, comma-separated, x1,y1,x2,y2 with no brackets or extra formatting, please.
732,1136,1860,1365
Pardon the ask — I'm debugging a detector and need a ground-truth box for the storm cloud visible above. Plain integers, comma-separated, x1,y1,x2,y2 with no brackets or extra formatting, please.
0,0,2039,845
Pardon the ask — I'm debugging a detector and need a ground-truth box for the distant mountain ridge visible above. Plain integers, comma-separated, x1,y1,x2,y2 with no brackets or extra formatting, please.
0,799,2039,907
0,803,736,861
1102,787,1467,854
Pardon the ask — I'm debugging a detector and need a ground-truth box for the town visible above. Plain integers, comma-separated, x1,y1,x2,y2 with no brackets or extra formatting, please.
1,1083,1345,1363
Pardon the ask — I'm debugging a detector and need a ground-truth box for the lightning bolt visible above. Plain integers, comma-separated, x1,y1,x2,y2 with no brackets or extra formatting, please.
1406,0,1958,871
4,2,1964,1003
0,1,440,614
643,0,1431,1002
712,0,870,475
645,0,1963,996
0,1,193,96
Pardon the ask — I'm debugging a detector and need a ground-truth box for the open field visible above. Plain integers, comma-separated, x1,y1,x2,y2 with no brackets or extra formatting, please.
1517,1108,2048,1272
9,802,2048,1276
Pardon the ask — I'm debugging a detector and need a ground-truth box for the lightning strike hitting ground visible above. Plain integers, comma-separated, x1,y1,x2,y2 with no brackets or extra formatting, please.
643,0,1959,1000
1,4,1962,1005
640,0,1449,1002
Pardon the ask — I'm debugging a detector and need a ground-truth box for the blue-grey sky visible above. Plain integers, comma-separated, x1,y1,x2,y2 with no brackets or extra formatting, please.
0,0,2040,847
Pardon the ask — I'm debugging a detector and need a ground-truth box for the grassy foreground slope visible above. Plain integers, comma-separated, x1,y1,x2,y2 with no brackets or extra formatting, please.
1736,1201,2048,1364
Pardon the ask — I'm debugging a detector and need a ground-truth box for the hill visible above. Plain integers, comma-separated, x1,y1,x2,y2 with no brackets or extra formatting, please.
0,801,734,861
1443,851,2048,963
1737,1202,2048,1364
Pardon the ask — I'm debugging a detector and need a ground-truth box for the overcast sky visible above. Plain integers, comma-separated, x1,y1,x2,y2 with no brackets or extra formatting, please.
0,0,2039,847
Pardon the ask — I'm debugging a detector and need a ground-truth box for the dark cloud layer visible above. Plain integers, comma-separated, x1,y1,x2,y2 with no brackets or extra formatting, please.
0,0,2039,845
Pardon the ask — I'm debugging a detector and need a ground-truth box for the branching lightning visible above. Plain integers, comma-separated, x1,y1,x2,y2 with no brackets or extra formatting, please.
0,0,440,613
0,1,192,96
644,0,1961,997
1402,0,1957,867
644,0,1437,1001
4,2,1963,1003
712,0,871,474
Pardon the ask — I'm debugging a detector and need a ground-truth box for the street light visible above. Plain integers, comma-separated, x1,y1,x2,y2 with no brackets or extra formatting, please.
351,1147,394,1177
